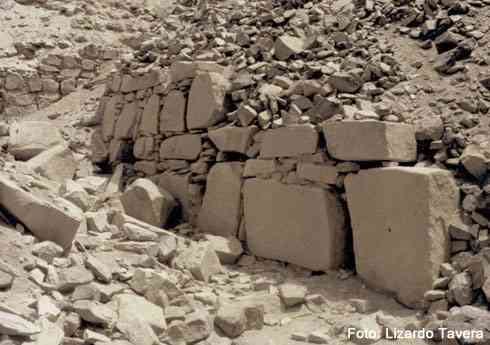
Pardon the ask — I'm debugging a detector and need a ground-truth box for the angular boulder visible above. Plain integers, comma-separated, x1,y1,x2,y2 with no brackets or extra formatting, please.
345,167,461,307
120,178,177,227
187,72,228,130
197,163,243,237
8,121,63,160
0,174,82,249
159,134,202,160
322,121,417,162
243,179,346,271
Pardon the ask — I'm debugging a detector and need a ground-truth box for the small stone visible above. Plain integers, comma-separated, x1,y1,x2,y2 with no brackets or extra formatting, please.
278,282,307,307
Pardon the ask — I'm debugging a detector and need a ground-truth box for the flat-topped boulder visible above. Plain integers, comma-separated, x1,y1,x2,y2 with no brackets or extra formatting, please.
345,167,461,307
322,121,416,162
26,144,78,183
260,125,319,158
198,163,244,237
243,178,346,271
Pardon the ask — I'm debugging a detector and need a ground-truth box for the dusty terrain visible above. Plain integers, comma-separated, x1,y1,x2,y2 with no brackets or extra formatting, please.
0,0,489,344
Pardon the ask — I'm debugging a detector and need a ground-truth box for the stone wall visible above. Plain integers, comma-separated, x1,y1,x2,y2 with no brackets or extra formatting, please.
94,61,466,308
0,44,119,120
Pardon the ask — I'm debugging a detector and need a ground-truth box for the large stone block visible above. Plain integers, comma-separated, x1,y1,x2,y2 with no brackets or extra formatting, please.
345,167,461,307
102,95,121,141
260,125,319,158
187,72,228,130
322,121,416,162
159,134,202,160
160,90,186,132
8,121,64,160
197,163,243,237
243,179,346,271
0,174,82,249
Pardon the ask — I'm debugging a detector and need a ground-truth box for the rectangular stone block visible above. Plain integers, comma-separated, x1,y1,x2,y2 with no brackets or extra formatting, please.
260,125,319,158
243,179,346,271
345,167,461,307
208,126,258,154
322,121,416,162
197,163,243,237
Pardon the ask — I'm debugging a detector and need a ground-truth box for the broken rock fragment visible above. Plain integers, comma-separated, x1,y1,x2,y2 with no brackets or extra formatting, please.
0,311,40,336
345,167,461,307
323,121,417,162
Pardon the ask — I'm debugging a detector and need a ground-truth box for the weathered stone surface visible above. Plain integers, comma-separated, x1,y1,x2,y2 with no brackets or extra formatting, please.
187,72,228,130
102,95,121,140
8,121,63,160
60,180,91,211
26,144,78,183
204,234,244,264
260,125,319,158
345,167,461,307
278,283,308,307
323,121,417,162
73,300,116,325
173,242,222,282
31,241,63,264
209,126,258,154
460,143,490,180
120,68,164,93
0,174,82,249
121,178,177,227
160,90,186,132
158,172,193,221
114,102,138,139
58,265,94,292
243,179,346,271
139,94,160,135
115,293,167,333
274,35,305,60
243,159,277,177
169,61,227,83
0,311,40,336
448,272,473,306
296,163,338,184
328,72,362,93
198,163,243,237
159,134,202,160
